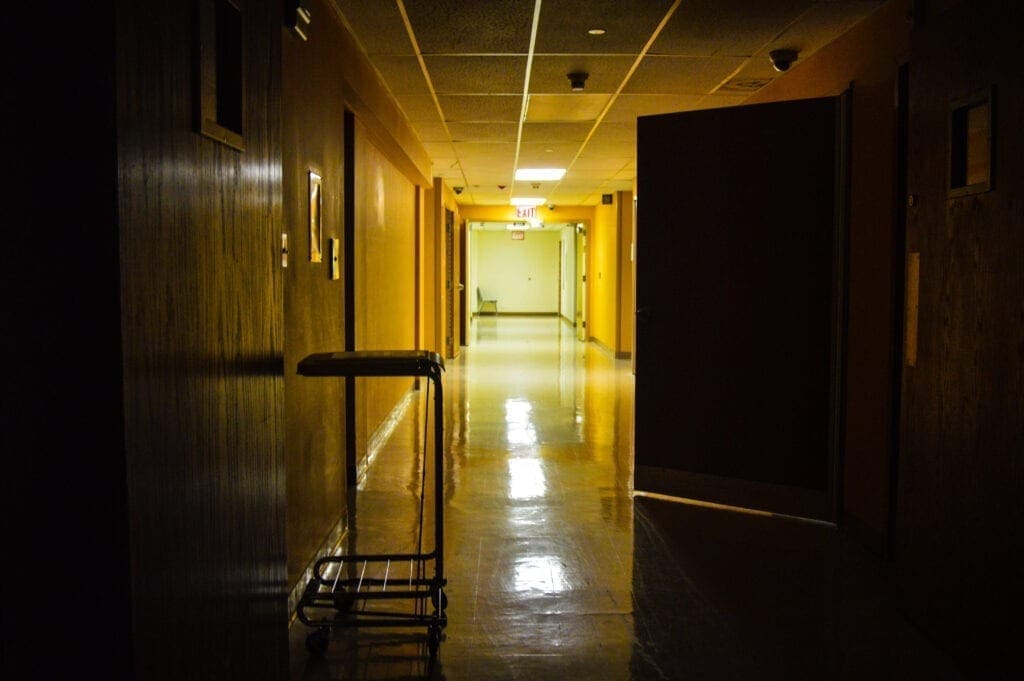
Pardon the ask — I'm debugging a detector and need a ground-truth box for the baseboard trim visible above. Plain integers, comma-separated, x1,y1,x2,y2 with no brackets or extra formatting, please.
635,464,833,523
356,388,416,486
287,515,348,624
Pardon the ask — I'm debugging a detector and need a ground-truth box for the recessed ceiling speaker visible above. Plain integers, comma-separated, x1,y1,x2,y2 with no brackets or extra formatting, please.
568,71,589,91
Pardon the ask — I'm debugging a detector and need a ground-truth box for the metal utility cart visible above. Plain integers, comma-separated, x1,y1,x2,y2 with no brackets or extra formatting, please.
295,350,448,665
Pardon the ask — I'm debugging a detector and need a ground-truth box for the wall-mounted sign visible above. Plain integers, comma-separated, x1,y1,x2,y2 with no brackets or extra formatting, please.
511,231,525,240
515,207,537,219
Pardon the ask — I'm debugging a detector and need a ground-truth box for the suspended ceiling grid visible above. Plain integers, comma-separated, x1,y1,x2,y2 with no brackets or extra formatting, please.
331,0,886,206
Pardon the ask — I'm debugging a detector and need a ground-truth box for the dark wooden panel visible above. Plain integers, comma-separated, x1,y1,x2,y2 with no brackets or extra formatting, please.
898,1,1024,673
635,97,838,502
116,0,287,677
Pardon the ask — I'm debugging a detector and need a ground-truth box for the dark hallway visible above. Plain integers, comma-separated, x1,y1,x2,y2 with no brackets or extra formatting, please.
288,317,965,680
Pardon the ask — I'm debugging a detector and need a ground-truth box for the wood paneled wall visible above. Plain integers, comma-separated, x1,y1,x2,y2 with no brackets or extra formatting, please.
115,0,287,678
744,0,1022,669
897,1,1023,670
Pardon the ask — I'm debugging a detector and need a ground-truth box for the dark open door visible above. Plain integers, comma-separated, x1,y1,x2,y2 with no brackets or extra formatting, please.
634,95,848,522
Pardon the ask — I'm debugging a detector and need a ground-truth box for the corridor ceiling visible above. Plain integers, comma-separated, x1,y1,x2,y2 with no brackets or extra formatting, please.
330,0,885,206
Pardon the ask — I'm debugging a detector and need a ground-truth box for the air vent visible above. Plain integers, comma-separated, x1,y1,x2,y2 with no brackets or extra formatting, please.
718,77,773,93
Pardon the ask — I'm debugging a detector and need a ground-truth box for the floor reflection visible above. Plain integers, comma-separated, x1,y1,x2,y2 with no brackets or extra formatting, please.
289,316,966,681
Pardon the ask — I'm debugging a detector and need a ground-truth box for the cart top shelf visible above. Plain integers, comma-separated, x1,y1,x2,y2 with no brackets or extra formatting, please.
297,350,445,378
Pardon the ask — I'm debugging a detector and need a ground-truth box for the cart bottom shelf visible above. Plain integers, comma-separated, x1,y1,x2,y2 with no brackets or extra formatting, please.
297,554,448,665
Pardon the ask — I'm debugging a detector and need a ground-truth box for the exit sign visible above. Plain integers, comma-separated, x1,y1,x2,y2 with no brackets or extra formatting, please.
510,231,525,240
515,207,536,219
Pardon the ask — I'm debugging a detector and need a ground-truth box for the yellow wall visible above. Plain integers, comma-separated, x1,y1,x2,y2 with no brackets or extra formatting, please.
354,120,418,466
475,230,562,312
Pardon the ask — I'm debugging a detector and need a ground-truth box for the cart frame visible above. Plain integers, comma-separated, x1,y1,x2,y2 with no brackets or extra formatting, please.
295,350,447,664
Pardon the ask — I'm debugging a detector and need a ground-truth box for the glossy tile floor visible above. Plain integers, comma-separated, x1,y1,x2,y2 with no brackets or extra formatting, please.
289,316,968,680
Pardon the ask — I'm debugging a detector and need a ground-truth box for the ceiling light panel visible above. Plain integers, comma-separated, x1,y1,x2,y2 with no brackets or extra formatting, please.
515,168,566,181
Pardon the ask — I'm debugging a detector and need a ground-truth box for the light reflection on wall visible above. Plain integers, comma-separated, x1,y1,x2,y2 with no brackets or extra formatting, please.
508,458,546,500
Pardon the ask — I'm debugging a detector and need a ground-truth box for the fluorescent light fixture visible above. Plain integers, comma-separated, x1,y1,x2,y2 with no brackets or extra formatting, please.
510,197,546,206
514,168,565,181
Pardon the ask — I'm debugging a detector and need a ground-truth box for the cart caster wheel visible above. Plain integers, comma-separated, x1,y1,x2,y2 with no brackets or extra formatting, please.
333,592,354,612
427,625,441,662
306,628,329,656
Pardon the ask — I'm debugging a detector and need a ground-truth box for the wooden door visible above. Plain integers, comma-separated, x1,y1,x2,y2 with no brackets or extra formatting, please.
445,208,454,358
576,230,587,341
634,96,848,521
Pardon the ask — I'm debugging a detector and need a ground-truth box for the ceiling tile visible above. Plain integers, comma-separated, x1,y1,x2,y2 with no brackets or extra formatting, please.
624,55,748,95
438,95,524,122
571,155,634,171
334,0,890,205
452,140,517,159
447,122,519,143
526,94,611,122
520,122,594,144
528,55,636,94
651,0,814,57
515,144,578,167
534,0,680,54
402,0,535,54
763,1,887,63
424,56,528,95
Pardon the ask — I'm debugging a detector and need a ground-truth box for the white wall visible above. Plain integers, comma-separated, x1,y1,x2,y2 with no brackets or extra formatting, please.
473,229,561,314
